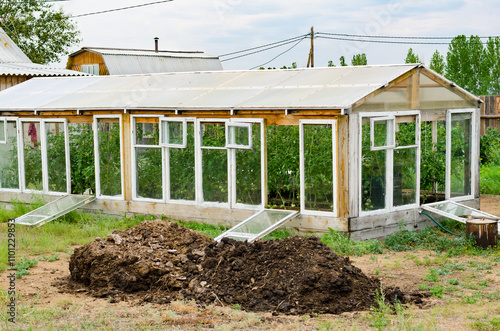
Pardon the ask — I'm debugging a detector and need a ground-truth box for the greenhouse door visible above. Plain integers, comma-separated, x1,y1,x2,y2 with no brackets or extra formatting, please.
359,111,420,215
444,109,476,201
299,120,337,216
197,118,265,209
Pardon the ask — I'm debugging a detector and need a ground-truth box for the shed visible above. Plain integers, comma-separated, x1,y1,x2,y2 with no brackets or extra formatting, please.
0,27,88,91
66,47,223,75
0,64,489,239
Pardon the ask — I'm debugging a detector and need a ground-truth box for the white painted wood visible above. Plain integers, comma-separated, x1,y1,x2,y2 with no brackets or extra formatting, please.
93,115,124,200
299,119,338,217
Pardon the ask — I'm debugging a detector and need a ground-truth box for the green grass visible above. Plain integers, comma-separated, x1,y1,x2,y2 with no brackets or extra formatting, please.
480,164,500,195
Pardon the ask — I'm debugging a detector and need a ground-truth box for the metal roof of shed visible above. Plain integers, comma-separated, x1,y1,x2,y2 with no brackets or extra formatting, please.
0,64,480,112
0,27,88,77
0,28,31,63
70,47,223,74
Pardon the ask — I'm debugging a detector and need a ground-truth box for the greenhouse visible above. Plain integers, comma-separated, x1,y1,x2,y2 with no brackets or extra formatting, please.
0,64,486,239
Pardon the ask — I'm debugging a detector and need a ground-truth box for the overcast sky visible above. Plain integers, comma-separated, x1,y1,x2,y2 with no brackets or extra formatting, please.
56,0,500,70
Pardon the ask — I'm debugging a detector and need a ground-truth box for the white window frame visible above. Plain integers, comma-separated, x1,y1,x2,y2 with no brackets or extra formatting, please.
370,116,395,151
299,119,337,217
0,118,21,192
19,118,70,195
359,111,421,217
159,117,187,148
0,118,6,144
445,108,476,202
226,122,253,150
131,115,163,203
230,118,265,210
94,115,124,200
165,117,197,205
196,119,230,207
81,64,99,75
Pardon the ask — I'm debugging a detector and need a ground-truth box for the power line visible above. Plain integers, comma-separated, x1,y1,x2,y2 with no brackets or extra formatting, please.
316,35,490,45
316,32,500,40
71,0,174,18
249,37,305,70
220,36,308,62
219,34,308,57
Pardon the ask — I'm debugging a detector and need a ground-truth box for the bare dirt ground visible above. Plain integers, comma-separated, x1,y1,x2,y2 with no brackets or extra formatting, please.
1,195,500,330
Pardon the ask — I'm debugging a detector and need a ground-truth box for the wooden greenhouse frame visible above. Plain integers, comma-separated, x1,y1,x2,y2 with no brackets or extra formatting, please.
0,64,484,239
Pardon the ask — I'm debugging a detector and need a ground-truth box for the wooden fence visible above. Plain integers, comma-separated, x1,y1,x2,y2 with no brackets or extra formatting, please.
480,96,500,135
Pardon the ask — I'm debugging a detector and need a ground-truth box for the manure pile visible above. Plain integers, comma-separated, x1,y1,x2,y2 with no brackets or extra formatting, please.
68,220,407,315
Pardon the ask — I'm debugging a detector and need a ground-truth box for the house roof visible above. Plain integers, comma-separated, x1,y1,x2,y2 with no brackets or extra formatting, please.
0,27,88,77
69,47,223,74
0,64,481,112
0,28,32,63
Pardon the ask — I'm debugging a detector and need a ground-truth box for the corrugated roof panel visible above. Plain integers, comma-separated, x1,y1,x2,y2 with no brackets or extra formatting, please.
0,63,89,77
0,65,471,112
0,28,31,63
0,76,103,109
88,48,218,58
102,54,223,75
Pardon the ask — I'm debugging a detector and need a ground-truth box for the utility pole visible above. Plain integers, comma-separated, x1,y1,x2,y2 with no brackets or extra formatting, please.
306,26,314,68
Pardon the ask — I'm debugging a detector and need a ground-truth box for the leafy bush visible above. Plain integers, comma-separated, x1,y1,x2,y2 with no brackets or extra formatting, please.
480,127,500,165
480,165,500,194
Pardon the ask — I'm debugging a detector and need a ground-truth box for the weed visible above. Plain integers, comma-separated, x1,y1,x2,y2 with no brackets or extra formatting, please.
232,304,241,311
39,253,60,262
429,285,444,298
13,256,38,279
424,269,440,282
418,283,429,290
368,289,391,330
448,278,460,285
478,280,488,287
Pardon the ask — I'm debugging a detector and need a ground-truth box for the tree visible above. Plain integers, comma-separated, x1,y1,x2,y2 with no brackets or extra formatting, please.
404,48,420,64
429,50,445,75
0,2,80,64
483,37,500,95
351,53,367,66
339,56,347,66
445,35,487,95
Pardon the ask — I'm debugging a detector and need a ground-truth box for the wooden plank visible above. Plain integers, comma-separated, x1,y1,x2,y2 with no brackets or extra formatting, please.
337,115,349,218
122,114,132,201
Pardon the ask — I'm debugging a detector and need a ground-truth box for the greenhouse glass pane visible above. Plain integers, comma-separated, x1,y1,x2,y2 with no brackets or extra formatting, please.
0,120,5,142
46,122,67,193
202,122,225,147
23,121,43,191
202,149,227,203
136,121,159,146
420,121,446,203
214,209,299,242
98,119,121,197
236,124,261,205
135,147,162,199
68,123,94,195
0,121,19,189
422,201,500,233
228,124,251,147
393,148,417,206
14,195,95,226
362,122,386,211
396,119,416,147
303,124,334,211
450,113,472,197
170,122,195,201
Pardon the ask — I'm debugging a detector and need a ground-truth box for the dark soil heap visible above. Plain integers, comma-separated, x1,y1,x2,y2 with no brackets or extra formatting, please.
68,220,394,315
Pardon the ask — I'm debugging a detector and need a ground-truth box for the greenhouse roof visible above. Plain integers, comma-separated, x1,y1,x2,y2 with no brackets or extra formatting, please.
0,64,480,112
